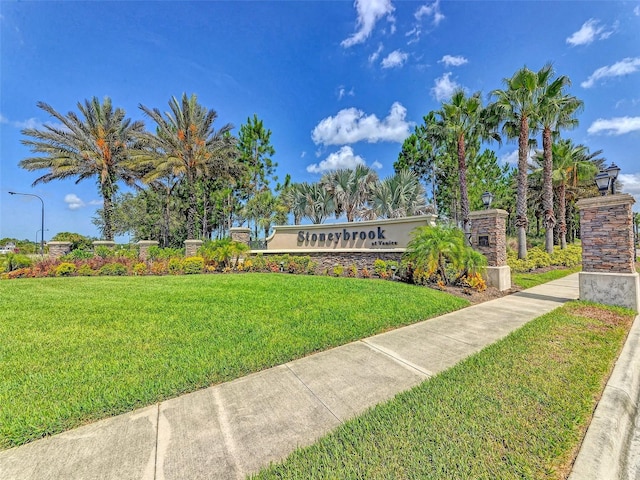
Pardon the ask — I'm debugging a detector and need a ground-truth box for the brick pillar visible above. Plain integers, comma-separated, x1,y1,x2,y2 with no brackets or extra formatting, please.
230,227,251,247
577,194,639,311
469,209,511,291
47,241,72,259
184,239,203,258
138,240,159,262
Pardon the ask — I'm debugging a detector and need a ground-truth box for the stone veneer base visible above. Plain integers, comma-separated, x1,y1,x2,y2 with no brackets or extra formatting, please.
485,265,511,292
579,271,639,312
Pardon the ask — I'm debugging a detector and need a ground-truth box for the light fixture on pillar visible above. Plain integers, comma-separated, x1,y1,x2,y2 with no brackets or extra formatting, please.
481,191,493,209
605,162,620,195
595,171,611,196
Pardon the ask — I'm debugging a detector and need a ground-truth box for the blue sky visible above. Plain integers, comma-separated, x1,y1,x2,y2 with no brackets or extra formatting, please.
1,0,639,242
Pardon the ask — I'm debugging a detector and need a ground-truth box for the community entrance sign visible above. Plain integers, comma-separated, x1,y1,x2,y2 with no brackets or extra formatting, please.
260,215,437,252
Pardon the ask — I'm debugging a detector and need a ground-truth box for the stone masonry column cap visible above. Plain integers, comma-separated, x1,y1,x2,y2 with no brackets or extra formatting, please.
469,209,509,219
576,193,635,210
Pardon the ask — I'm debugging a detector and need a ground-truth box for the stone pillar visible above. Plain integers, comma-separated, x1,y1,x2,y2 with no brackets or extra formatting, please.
184,239,203,258
230,227,251,247
48,241,72,259
469,209,511,291
138,240,159,262
577,194,639,311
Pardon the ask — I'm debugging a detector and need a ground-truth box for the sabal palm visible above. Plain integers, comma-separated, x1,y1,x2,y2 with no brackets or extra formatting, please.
365,170,429,219
537,70,583,254
537,140,598,249
20,97,144,241
492,65,552,259
139,93,238,239
436,90,500,241
285,182,334,224
320,165,378,221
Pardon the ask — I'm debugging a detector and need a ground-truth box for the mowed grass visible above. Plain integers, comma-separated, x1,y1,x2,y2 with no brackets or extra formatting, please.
253,302,635,480
512,266,581,289
0,274,468,449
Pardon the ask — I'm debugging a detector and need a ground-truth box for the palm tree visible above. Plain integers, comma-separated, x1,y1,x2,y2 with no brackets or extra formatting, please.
492,65,550,259
284,182,334,224
320,165,378,221
535,140,598,249
364,170,430,219
139,93,239,240
19,97,144,240
435,90,500,242
537,69,583,254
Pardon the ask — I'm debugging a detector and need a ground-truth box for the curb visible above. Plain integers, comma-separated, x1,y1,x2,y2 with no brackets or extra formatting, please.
568,314,640,480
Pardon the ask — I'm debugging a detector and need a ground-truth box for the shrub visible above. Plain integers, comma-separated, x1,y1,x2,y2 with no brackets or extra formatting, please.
551,244,582,267
198,238,248,269
133,262,147,276
150,260,168,276
373,259,388,278
361,267,371,279
99,262,128,276
148,246,184,261
168,258,183,275
94,245,114,259
62,249,93,261
55,262,77,277
4,253,33,272
77,264,96,277
458,272,487,292
347,264,357,278
333,264,344,277
182,256,204,275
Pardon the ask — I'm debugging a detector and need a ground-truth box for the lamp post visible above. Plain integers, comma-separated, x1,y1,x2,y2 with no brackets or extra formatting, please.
481,191,494,210
594,163,621,196
9,192,45,255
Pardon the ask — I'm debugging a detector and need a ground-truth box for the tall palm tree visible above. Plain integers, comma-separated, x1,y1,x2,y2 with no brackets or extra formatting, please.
284,182,334,224
139,93,239,239
537,69,583,254
19,97,144,241
364,170,430,219
435,90,500,242
492,65,551,259
320,165,378,221
534,139,598,249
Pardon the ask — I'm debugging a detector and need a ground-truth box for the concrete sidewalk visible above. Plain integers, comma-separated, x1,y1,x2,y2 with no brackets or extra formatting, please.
0,275,581,480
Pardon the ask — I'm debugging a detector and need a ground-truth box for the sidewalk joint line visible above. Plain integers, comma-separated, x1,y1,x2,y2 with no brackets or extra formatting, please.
285,364,342,423
153,403,159,480
360,340,433,377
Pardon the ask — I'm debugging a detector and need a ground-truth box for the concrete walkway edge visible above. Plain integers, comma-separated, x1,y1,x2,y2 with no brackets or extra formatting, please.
568,313,640,480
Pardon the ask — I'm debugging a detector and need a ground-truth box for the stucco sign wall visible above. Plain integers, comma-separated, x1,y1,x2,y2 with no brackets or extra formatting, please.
261,215,437,252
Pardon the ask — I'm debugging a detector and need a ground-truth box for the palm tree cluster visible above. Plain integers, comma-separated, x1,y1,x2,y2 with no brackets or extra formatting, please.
283,166,432,225
399,64,606,259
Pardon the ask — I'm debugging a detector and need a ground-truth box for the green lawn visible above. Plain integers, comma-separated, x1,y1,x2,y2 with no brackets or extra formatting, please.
253,302,635,479
512,266,581,289
0,274,468,449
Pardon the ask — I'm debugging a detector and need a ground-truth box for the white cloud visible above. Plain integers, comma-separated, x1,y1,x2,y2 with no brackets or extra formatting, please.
499,148,535,166
0,113,7,123
0,113,44,130
439,55,468,67
618,173,640,198
341,0,395,48
635,5,640,16
587,116,640,135
368,43,384,63
311,102,412,145
415,0,445,25
337,86,355,100
301,151,307,159
566,18,614,46
381,49,408,68
306,146,365,174
64,194,86,210
371,160,383,169
581,57,640,88
431,72,461,102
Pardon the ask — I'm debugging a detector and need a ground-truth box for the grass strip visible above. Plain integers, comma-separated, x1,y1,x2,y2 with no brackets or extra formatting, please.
0,274,467,449
253,302,634,480
512,266,581,289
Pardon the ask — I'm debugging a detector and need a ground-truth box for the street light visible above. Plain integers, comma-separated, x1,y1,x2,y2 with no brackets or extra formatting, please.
481,191,494,209
9,191,45,255
36,229,49,253
594,163,621,196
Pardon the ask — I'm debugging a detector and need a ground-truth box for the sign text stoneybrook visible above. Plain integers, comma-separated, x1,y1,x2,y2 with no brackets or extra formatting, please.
297,227,398,247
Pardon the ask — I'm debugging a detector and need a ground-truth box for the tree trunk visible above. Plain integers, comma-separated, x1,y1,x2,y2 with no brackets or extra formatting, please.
559,181,567,249
457,135,470,245
516,116,530,259
101,183,114,241
542,127,555,255
186,172,197,240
